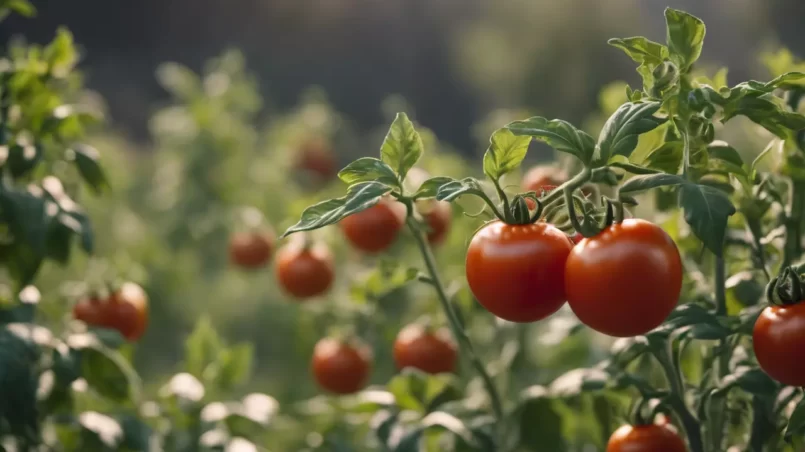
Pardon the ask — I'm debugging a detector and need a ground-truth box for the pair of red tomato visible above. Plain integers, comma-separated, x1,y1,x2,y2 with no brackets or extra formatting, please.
311,324,457,395
466,218,683,337
72,283,149,341
340,198,452,253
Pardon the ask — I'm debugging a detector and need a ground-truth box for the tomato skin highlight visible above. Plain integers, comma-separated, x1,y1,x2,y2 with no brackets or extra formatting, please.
606,424,687,452
393,324,457,374
311,337,372,395
565,219,682,337
229,230,274,269
275,241,334,299
341,201,404,253
753,302,805,386
466,221,573,323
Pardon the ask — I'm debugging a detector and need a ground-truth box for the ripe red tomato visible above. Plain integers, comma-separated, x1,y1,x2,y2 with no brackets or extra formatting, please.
297,137,337,181
565,219,682,337
106,283,149,341
73,283,149,341
340,200,404,253
418,200,452,246
311,337,372,394
275,240,334,299
229,230,274,269
606,424,687,452
393,324,457,374
466,221,573,322
753,302,805,386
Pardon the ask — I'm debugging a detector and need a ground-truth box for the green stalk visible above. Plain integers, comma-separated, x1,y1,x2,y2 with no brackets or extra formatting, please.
490,176,513,223
652,345,704,452
406,216,504,421
746,218,771,281
783,180,805,268
714,256,727,316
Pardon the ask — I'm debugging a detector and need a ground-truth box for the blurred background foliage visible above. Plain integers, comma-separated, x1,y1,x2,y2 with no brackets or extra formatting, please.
3,0,805,435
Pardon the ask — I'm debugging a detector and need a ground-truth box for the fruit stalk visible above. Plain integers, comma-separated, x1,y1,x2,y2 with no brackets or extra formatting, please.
406,216,504,421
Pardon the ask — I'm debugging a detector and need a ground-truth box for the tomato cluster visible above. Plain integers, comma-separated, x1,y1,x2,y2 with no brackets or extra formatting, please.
311,323,457,395
73,283,149,341
465,170,683,337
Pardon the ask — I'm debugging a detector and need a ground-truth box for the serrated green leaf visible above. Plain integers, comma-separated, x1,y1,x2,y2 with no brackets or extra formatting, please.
482,128,531,180
434,177,485,202
707,141,744,167
69,144,109,194
597,102,666,164
679,183,736,256
380,113,423,181
338,157,399,187
644,141,683,174
764,71,805,90
282,181,392,236
412,176,457,199
75,337,140,403
619,173,685,195
506,117,595,164
607,37,668,65
665,8,706,70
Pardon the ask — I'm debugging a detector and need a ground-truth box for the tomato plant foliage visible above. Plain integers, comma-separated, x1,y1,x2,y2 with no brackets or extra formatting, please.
6,3,805,452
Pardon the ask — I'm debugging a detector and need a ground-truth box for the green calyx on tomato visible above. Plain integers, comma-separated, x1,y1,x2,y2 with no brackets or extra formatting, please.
765,265,804,306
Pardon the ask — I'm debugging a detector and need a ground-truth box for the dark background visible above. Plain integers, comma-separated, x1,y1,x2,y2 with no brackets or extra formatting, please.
3,0,804,152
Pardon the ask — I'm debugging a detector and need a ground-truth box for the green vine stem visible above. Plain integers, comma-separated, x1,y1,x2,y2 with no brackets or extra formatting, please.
745,218,771,281
714,256,727,316
783,180,805,268
651,344,704,452
747,397,775,452
404,215,505,422
490,177,514,224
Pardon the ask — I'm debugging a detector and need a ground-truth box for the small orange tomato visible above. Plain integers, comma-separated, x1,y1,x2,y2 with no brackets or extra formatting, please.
341,200,405,253
229,230,274,269
393,324,457,374
275,240,334,299
311,337,372,394
606,424,687,452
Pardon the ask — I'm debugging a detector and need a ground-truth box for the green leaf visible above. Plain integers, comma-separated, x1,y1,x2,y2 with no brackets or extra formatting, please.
70,333,140,403
707,141,744,167
717,366,778,397
679,183,736,256
0,187,52,258
380,112,424,181
664,8,706,70
784,398,805,441
506,117,595,164
549,368,610,397
618,173,685,195
597,102,666,164
215,342,253,391
69,144,109,194
7,143,41,178
516,386,567,452
764,71,805,90
0,0,35,19
434,177,485,202
338,157,400,187
413,176,457,199
702,83,805,138
0,326,39,440
393,412,487,452
643,141,683,174
387,369,460,413
184,316,221,378
282,181,392,236
482,128,531,180
608,37,669,91
607,37,668,66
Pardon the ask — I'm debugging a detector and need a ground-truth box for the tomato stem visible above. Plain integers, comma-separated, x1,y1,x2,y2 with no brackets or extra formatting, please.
783,180,805,268
404,215,505,423
490,176,514,224
714,256,726,316
651,343,704,452
746,218,771,281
